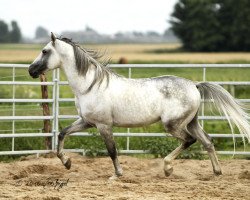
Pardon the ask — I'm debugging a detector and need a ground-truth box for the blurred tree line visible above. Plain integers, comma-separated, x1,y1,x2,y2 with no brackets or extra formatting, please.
170,0,250,51
0,20,22,43
35,26,49,39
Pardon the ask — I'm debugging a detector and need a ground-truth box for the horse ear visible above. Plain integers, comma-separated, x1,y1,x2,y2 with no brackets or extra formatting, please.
51,32,56,43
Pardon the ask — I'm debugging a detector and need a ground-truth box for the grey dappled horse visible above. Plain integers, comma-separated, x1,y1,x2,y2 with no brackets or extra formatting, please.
29,33,250,179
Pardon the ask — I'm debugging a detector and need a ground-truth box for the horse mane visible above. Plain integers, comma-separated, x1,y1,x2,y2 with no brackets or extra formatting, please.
58,37,115,93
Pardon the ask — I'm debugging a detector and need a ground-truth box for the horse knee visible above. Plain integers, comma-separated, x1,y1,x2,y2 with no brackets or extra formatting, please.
58,125,74,141
98,126,118,160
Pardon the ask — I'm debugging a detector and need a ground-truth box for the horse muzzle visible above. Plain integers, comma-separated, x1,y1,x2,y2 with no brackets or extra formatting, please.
28,69,39,78
28,62,46,78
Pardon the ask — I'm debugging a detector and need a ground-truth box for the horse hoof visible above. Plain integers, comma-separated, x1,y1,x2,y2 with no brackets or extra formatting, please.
214,170,222,176
109,174,120,181
164,167,173,177
116,170,123,177
64,158,71,170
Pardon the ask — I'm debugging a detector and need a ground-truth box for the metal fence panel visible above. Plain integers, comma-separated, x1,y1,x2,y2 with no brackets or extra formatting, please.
0,63,250,155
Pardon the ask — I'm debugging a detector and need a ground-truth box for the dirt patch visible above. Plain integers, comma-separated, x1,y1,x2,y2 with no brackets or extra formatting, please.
0,153,249,200
239,170,250,180
10,164,63,180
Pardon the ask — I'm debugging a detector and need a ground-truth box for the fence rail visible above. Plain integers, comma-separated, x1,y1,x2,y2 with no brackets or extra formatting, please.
0,63,250,156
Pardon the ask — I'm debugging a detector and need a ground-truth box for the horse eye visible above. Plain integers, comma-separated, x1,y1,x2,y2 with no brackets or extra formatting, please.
42,50,47,54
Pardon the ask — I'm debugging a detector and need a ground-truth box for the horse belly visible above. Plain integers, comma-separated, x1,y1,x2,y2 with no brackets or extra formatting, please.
113,114,161,127
112,99,162,127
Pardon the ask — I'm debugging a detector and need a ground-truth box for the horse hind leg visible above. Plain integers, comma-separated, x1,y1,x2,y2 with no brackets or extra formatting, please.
163,122,196,176
187,114,222,175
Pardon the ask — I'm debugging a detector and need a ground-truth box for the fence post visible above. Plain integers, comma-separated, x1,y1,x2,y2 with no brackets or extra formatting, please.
40,73,52,150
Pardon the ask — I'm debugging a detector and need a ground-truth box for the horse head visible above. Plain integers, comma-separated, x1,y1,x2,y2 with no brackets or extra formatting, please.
28,32,62,78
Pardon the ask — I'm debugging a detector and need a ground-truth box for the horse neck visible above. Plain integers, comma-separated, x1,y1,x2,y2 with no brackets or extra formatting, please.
61,59,95,96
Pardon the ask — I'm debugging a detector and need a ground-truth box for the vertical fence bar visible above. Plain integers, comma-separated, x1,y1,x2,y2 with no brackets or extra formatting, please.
52,70,57,151
51,70,55,151
230,85,235,97
128,67,132,79
201,67,206,128
12,67,15,151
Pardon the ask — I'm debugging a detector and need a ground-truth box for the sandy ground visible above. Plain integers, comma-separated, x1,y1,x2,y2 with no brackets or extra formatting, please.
0,153,249,200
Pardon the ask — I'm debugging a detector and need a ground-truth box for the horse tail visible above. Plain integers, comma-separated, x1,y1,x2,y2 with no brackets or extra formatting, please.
196,82,250,143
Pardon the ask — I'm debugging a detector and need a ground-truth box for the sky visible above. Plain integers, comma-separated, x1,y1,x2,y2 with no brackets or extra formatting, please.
0,0,178,38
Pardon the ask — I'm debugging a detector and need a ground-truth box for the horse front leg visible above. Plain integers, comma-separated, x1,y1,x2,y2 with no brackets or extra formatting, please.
57,118,92,169
97,124,123,179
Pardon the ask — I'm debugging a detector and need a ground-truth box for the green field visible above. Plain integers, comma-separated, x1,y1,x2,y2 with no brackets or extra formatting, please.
0,43,250,160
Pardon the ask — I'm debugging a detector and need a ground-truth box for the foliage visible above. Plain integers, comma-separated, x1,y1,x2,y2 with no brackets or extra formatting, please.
143,137,204,159
0,20,22,43
170,0,250,51
171,0,221,51
0,20,9,43
217,0,250,51
10,21,22,43
35,26,49,39
64,134,107,157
